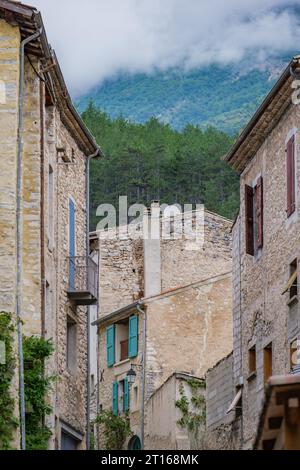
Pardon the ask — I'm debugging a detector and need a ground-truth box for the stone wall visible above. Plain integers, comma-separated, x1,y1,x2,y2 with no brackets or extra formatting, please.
0,19,20,448
98,232,144,317
232,101,300,448
205,353,238,449
0,19,19,315
0,16,91,448
145,273,233,400
145,374,206,450
161,211,232,291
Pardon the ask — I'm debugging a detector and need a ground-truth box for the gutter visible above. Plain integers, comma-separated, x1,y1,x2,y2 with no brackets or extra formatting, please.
17,26,42,451
86,149,100,450
136,303,146,450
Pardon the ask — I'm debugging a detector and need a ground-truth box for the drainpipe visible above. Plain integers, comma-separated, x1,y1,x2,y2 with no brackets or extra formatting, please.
17,28,41,451
86,149,99,450
137,303,146,450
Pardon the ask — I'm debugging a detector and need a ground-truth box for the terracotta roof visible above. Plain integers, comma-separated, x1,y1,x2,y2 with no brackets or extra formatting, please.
0,0,103,157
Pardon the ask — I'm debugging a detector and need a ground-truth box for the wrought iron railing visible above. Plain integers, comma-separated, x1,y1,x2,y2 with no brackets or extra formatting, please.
68,256,98,300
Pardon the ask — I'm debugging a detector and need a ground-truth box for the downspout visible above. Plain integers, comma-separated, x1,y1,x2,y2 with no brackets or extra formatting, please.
40,79,46,339
17,28,41,451
86,149,99,450
137,303,146,450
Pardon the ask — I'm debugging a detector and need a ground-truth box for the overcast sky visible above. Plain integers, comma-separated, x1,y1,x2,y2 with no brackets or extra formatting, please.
32,0,300,97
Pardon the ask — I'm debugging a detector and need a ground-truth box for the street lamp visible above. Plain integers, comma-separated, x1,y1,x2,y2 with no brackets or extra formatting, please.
127,366,137,386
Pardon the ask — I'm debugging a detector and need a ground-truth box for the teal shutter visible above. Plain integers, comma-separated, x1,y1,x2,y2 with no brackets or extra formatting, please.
129,315,138,358
123,378,129,412
112,382,118,416
106,325,115,367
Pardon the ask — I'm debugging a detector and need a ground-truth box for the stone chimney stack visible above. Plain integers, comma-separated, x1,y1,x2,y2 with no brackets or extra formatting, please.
143,201,161,298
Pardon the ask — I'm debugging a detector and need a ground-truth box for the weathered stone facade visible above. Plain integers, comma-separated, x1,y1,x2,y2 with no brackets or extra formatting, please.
92,208,233,449
205,353,242,450
145,373,206,450
225,57,300,449
0,2,101,450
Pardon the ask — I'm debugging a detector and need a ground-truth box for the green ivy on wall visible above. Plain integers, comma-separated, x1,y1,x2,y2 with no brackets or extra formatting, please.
95,410,132,450
0,312,18,450
175,379,206,445
23,336,55,450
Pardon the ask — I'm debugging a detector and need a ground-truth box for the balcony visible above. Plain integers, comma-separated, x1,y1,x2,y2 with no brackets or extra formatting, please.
67,256,98,306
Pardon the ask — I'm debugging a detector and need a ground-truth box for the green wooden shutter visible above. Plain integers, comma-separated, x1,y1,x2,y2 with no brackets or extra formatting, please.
129,315,138,358
112,382,118,416
123,378,129,412
106,325,115,367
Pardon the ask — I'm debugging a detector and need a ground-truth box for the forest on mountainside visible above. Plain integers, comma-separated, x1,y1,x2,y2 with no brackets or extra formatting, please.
82,103,239,230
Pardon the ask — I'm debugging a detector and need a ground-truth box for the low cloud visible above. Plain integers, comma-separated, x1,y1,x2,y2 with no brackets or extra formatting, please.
32,0,300,96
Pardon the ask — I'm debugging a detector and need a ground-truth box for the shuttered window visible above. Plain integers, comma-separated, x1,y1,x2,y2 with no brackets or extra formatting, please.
287,135,296,218
106,325,115,367
123,378,129,412
245,185,254,255
129,316,138,358
255,177,263,250
112,381,118,416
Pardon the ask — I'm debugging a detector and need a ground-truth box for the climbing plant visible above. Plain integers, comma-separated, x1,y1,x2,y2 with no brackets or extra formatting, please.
175,379,206,447
23,336,55,450
0,312,18,450
95,410,132,450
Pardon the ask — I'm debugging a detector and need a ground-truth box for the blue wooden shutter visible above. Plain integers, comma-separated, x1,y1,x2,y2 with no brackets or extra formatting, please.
123,378,129,412
106,325,115,367
129,315,138,358
112,382,118,416
69,199,75,289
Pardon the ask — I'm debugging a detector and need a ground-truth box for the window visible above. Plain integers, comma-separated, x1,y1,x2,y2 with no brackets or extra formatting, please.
67,317,77,373
48,165,54,246
245,177,264,255
290,339,300,372
263,343,273,384
283,260,298,301
91,374,95,393
290,259,298,299
286,135,296,218
248,345,256,376
117,320,129,362
106,325,115,367
106,315,138,367
112,379,129,415
254,177,263,250
245,185,254,255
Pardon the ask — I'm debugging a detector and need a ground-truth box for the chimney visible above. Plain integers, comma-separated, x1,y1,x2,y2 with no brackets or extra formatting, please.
143,202,161,298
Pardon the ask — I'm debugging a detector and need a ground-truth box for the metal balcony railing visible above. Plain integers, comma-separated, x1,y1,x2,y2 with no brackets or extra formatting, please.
67,256,98,305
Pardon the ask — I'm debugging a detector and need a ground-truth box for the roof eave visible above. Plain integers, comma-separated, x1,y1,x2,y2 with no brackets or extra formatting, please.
224,59,294,174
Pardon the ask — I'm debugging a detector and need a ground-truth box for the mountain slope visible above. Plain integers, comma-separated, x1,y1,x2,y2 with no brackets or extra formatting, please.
77,57,293,134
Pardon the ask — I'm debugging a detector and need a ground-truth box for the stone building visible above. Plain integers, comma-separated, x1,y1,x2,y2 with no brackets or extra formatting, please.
91,206,233,449
221,55,300,450
0,0,102,450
